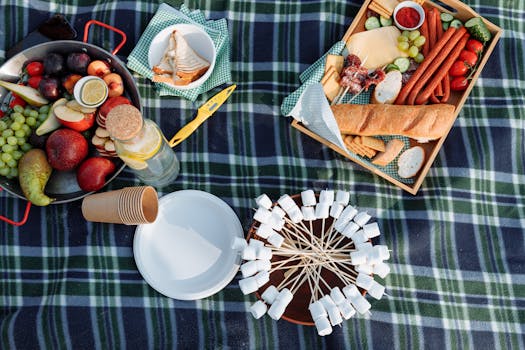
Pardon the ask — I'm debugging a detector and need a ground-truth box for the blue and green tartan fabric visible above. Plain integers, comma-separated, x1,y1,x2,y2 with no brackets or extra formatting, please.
1,0,524,349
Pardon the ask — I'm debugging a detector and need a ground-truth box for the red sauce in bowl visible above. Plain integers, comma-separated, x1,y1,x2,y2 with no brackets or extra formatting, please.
396,7,420,28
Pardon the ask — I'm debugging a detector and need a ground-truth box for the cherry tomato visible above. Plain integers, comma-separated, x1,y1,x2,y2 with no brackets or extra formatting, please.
449,60,469,77
459,50,478,67
0,110,5,118
466,39,483,54
25,61,44,76
450,76,469,91
28,75,43,89
9,95,26,108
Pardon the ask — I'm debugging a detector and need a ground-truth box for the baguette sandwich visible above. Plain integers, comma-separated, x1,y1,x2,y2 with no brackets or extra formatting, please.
331,103,456,142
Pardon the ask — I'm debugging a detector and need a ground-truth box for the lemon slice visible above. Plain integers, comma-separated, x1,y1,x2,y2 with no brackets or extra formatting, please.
119,154,148,170
81,78,108,106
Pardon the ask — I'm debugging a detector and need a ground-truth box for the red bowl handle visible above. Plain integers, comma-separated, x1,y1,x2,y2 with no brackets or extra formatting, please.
83,19,127,55
0,188,31,226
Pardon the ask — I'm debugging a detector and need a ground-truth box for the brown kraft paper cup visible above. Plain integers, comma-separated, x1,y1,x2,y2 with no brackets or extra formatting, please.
117,186,159,225
81,189,126,224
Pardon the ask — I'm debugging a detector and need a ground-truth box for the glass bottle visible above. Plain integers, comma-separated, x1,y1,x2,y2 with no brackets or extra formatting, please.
105,104,179,187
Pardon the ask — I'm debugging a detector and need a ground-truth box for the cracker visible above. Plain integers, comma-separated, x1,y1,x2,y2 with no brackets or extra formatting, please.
325,54,344,75
321,66,337,85
361,136,386,152
368,2,390,18
322,71,342,102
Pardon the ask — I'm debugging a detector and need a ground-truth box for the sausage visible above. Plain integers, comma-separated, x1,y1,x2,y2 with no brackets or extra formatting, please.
430,91,440,103
394,27,459,105
434,9,444,97
420,12,430,56
415,33,470,104
406,27,467,105
439,74,451,103
428,8,437,50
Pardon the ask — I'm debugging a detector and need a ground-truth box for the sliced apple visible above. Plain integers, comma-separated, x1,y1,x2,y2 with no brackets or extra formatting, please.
0,80,49,106
66,100,97,114
54,105,85,122
36,98,67,136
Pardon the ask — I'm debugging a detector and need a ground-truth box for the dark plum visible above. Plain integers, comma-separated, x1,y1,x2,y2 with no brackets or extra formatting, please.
38,77,61,101
43,53,65,75
66,52,91,75
28,130,49,149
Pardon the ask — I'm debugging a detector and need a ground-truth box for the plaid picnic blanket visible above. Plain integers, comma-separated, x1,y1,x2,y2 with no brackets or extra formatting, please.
1,0,524,349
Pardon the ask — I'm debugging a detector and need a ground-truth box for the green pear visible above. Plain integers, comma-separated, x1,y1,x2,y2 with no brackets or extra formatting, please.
36,98,67,136
0,80,49,106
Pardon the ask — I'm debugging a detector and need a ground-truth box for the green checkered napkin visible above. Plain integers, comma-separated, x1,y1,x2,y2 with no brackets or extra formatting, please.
281,42,413,184
127,3,232,102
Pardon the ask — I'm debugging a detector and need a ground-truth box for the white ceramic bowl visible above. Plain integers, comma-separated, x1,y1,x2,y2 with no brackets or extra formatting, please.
393,1,425,31
148,23,216,90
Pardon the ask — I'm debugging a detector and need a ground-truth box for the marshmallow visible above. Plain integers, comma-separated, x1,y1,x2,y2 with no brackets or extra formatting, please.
319,295,336,309
367,247,383,266
329,203,344,219
337,299,356,320
242,245,257,261
338,205,358,224
269,216,285,231
271,206,286,219
373,262,391,279
256,246,273,260
351,229,368,244
342,284,360,300
363,222,381,238
255,270,270,287
334,218,350,233
276,288,293,304
238,277,258,295
301,206,316,221
255,194,272,210
249,239,264,249
353,211,371,227
375,245,390,260
319,190,334,204
349,293,371,315
350,250,367,266
335,190,350,206
256,223,275,239
241,260,259,278
267,299,288,320
261,285,279,304
314,316,333,336
300,189,316,206
355,242,373,253
342,222,360,238
231,237,248,250
288,206,304,223
315,203,330,219
327,305,343,326
256,259,271,272
356,263,374,275
254,207,272,224
356,273,374,290
308,300,327,320
267,233,285,248
368,280,386,300
277,194,295,211
330,287,346,305
249,300,268,319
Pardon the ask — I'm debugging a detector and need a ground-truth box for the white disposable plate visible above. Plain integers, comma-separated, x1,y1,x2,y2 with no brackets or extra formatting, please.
148,23,216,90
133,190,243,300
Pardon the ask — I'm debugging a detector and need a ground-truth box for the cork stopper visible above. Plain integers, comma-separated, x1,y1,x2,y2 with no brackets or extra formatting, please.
105,104,143,140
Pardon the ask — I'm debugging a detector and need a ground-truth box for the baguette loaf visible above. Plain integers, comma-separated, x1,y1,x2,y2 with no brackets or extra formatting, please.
332,103,456,141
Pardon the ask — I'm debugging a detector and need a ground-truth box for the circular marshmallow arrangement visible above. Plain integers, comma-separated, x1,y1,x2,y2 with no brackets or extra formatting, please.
232,190,392,336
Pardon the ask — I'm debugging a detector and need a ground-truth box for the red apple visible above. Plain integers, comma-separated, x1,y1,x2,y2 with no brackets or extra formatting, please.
76,157,116,192
46,129,89,171
54,104,95,132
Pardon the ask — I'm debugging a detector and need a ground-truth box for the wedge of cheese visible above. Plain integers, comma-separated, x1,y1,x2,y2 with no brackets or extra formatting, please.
345,26,408,70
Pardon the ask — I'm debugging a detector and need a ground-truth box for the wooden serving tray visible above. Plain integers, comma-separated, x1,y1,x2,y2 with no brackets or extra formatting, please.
292,0,502,194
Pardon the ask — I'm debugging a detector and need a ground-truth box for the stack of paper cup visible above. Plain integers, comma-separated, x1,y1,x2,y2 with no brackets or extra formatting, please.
81,186,158,225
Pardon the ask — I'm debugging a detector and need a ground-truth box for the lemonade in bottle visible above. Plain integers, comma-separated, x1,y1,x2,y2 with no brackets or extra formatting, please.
105,105,179,186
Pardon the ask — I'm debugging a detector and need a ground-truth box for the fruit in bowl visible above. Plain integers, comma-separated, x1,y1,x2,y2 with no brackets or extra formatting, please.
46,128,88,171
